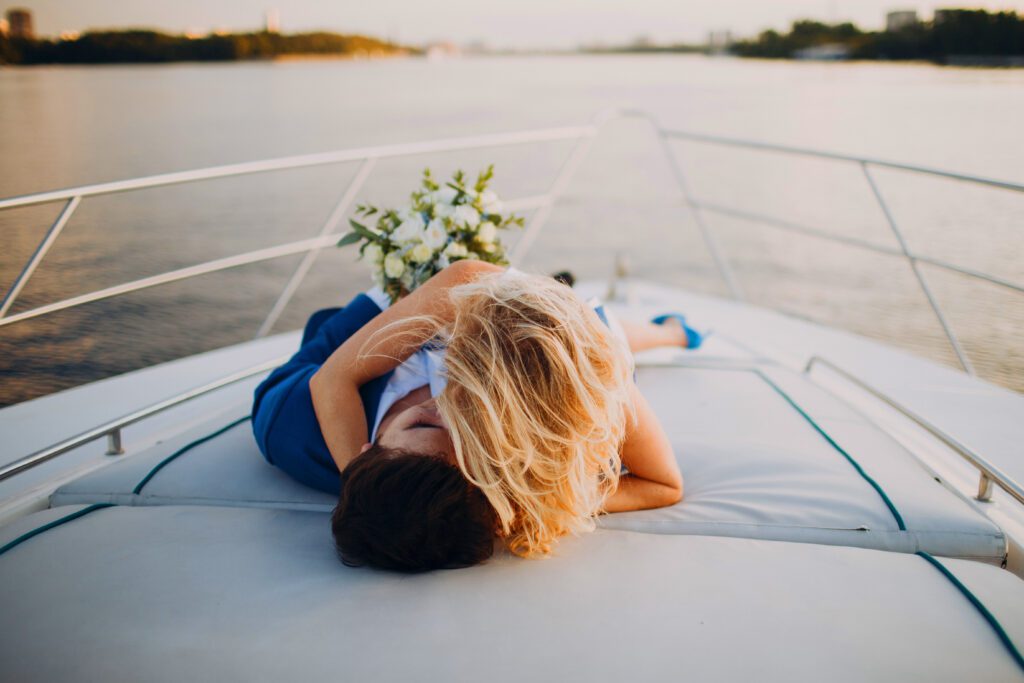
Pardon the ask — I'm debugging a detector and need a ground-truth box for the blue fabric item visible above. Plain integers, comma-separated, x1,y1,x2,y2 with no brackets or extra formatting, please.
651,313,706,350
251,293,390,494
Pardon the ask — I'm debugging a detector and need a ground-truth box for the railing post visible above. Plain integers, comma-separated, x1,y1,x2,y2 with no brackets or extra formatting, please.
0,195,81,319
860,162,975,376
254,157,377,338
106,429,124,455
977,473,994,502
656,131,745,301
509,132,596,265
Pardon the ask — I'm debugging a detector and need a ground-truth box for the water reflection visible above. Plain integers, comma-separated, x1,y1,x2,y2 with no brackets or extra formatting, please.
0,55,1021,405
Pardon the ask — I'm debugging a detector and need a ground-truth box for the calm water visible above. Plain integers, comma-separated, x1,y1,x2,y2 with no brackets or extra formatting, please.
1,55,1022,405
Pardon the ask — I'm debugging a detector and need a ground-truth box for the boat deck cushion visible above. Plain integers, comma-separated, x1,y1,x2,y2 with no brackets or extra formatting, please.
1,505,1022,683
51,364,1005,561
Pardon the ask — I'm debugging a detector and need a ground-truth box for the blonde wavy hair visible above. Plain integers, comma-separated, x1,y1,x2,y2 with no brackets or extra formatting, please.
435,271,634,558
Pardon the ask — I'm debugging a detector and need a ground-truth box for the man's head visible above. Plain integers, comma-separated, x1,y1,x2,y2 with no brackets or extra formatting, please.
332,443,497,572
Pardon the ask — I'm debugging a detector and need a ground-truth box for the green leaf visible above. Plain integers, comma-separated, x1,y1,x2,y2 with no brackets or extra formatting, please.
337,232,362,247
475,164,494,192
348,219,380,241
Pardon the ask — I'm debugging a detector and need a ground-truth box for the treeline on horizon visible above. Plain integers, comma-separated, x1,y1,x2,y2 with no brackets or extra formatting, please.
733,9,1024,61
0,30,411,65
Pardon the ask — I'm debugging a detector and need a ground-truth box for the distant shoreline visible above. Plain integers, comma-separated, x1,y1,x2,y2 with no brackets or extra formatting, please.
0,30,415,66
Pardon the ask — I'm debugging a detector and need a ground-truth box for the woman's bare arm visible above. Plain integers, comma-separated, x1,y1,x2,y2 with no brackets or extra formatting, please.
310,260,501,472
602,383,684,513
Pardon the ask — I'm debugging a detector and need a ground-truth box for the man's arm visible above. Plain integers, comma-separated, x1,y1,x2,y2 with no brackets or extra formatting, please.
602,383,684,513
310,260,501,472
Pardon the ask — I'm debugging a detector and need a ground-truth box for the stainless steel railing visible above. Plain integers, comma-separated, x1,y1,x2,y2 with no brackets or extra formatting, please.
624,110,1024,377
0,356,288,482
804,356,1024,505
1,109,1022,485
0,123,598,331
0,119,601,476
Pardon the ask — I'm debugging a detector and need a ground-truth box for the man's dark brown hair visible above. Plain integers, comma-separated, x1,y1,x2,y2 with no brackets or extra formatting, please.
332,444,498,572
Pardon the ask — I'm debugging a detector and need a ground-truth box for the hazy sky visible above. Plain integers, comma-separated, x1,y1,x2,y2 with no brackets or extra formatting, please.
12,0,1024,47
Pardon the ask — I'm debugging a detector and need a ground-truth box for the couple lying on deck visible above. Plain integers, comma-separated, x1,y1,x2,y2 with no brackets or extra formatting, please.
252,260,700,572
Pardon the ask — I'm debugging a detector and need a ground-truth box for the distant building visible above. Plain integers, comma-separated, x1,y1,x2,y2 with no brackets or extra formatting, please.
265,9,280,34
0,18,8,37
707,30,734,53
886,10,919,32
59,30,80,41
6,8,34,39
933,9,956,25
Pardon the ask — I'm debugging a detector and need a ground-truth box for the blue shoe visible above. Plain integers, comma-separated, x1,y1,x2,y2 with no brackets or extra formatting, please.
651,313,707,350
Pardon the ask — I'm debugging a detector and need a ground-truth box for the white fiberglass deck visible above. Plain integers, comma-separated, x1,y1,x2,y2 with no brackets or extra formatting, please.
3,280,1024,681
3,506,1024,683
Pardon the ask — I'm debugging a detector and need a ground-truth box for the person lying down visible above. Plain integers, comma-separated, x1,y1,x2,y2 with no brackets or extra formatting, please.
252,260,693,572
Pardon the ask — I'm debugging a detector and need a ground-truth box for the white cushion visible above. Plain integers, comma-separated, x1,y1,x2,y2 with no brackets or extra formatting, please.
599,366,1005,561
51,365,1005,561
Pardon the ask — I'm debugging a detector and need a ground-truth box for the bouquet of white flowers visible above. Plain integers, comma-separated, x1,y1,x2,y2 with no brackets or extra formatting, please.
338,166,523,304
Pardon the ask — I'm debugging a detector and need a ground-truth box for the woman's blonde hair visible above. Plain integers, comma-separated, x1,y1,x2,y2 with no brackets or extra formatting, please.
436,271,633,558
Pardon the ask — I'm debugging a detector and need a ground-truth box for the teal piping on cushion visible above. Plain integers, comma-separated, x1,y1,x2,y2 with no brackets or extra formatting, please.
917,551,1024,674
0,503,115,558
133,415,251,494
753,370,907,531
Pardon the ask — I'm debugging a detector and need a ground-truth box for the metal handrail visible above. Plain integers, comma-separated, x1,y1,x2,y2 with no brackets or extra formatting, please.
0,125,596,211
2,109,1022,482
805,356,1024,505
661,127,1024,194
0,355,288,482
689,199,1024,294
0,121,595,479
0,193,552,330
647,118,1023,376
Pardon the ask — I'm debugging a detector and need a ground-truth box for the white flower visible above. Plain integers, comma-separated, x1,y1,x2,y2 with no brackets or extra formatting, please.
479,189,503,215
392,214,425,244
466,251,480,261
362,242,383,265
384,251,406,279
400,269,416,290
433,186,459,205
443,241,468,258
477,221,497,244
480,242,496,254
409,243,433,264
432,203,455,219
437,254,450,269
423,219,448,250
453,205,481,228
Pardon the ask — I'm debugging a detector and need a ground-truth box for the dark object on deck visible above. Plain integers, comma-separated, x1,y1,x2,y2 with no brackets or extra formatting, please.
552,271,576,287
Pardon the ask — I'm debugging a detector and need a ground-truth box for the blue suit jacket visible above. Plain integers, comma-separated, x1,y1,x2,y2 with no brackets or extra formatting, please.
252,293,391,494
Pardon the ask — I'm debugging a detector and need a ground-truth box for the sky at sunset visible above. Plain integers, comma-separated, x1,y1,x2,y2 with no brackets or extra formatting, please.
9,1,1024,47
